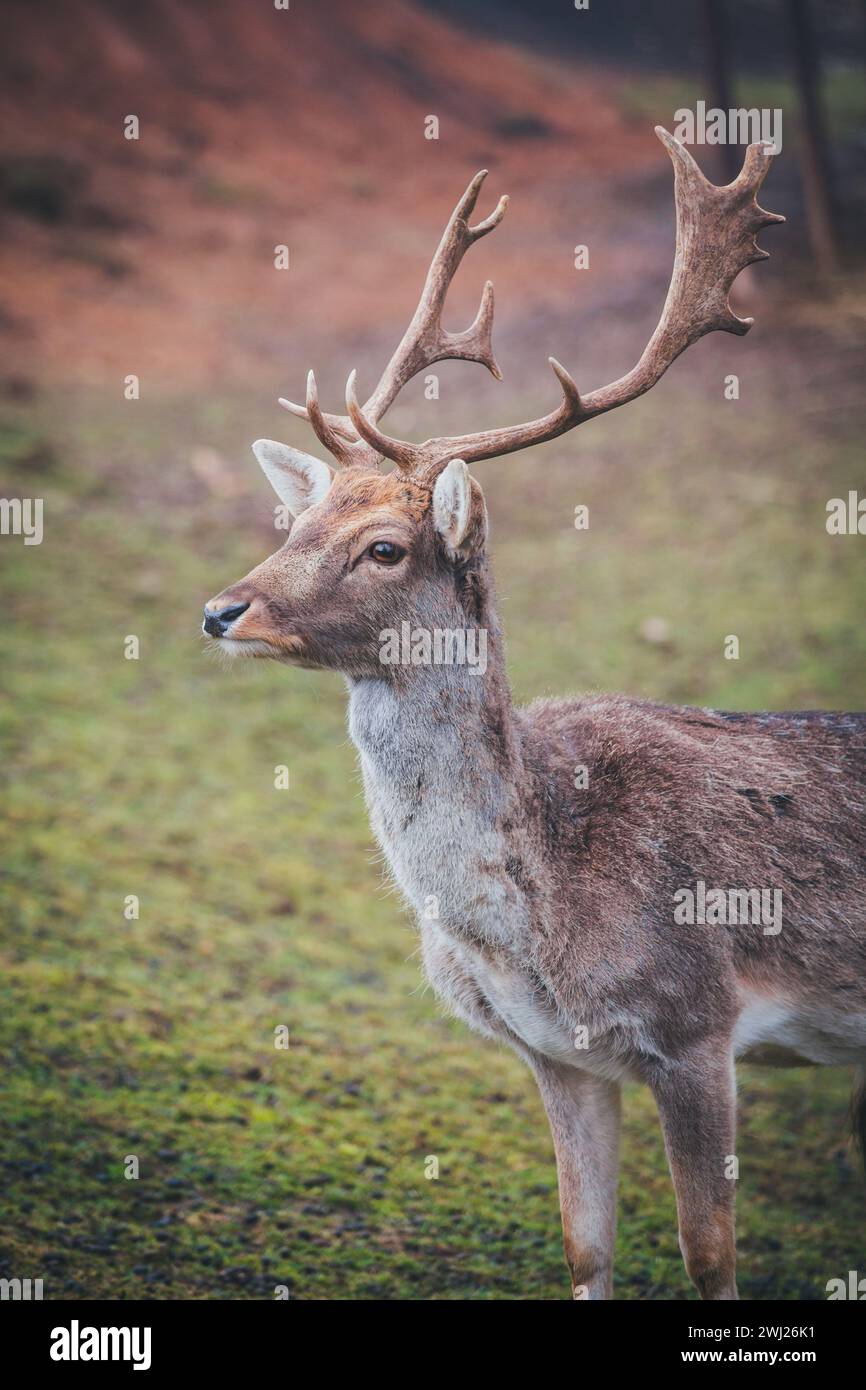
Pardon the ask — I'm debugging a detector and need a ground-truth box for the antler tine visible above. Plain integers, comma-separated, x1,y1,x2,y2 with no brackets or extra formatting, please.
276,169,509,469
358,169,508,423
303,370,362,466
383,356,587,470
647,126,781,339
301,366,375,469
439,279,502,381
576,127,785,389
467,193,509,242
278,392,356,443
390,126,784,468
345,370,419,471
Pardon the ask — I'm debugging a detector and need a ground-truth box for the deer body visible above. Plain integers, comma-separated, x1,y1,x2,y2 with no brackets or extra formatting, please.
203,131,866,1298
349,596,866,1087
350,636,866,1302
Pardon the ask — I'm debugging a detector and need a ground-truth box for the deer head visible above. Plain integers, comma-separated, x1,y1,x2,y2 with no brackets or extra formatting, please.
203,128,782,676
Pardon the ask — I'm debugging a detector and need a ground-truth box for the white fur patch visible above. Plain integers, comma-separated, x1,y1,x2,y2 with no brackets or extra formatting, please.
432,458,472,555
734,985,866,1064
214,636,282,660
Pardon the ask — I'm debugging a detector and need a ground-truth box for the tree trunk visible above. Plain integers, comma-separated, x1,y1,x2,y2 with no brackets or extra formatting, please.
787,0,840,277
701,0,739,184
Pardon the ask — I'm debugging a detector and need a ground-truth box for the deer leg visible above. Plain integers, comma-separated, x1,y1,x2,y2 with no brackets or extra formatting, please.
531,1060,621,1300
648,1042,738,1300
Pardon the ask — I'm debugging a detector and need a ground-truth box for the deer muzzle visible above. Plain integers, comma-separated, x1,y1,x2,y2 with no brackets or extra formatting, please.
202,600,251,638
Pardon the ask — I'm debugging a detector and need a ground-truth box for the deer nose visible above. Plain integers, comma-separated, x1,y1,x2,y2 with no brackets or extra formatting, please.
202,601,250,637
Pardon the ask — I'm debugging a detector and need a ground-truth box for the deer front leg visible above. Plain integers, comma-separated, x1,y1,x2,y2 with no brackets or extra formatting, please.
531,1060,621,1300
648,1041,738,1300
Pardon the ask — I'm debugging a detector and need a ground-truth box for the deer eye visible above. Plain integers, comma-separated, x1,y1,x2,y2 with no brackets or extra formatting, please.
367,541,405,565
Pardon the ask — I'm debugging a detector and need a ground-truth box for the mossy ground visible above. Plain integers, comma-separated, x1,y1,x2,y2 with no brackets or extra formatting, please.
2,374,864,1299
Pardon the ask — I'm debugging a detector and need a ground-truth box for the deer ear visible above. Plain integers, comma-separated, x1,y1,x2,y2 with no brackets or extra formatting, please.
433,458,484,558
251,439,332,516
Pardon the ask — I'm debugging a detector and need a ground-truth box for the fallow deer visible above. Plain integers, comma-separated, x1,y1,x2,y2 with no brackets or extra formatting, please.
203,128,866,1300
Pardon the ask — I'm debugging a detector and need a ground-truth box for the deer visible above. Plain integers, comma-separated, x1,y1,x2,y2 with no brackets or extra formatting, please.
203,128,866,1300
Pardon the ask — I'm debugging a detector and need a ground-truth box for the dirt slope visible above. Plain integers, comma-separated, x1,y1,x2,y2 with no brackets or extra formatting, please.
0,0,652,387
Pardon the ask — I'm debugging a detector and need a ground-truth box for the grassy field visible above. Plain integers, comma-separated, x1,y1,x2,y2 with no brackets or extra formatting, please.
2,365,865,1300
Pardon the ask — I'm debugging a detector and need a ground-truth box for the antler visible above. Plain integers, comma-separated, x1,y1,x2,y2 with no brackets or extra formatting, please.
348,127,784,473
278,170,508,470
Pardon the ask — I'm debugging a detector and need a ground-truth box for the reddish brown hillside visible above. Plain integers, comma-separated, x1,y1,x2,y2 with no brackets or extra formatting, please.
0,0,651,388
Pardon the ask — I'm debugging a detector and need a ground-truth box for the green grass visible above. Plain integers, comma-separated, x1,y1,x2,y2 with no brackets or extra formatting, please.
1,376,864,1300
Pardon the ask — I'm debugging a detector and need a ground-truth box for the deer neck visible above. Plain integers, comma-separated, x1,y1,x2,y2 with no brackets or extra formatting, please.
346,575,531,946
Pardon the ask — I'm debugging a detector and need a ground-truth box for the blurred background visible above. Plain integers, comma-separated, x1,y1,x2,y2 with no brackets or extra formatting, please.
1,0,864,1299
